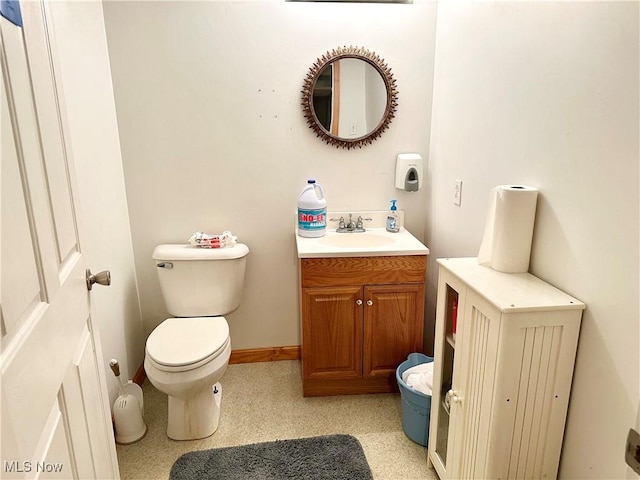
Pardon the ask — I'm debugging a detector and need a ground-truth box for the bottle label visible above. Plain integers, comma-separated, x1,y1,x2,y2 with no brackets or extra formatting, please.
387,216,396,229
298,208,326,231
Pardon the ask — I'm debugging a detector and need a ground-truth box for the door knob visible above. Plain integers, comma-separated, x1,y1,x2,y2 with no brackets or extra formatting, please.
366,300,373,306
356,299,363,305
86,269,111,290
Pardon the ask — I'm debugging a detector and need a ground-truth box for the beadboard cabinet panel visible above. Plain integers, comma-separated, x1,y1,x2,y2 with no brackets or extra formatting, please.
428,258,584,480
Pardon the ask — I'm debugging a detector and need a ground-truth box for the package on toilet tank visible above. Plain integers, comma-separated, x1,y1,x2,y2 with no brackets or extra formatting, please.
297,180,326,238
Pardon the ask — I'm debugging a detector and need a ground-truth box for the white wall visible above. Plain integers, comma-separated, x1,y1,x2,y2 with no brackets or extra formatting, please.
428,1,639,477
46,1,144,404
102,0,438,348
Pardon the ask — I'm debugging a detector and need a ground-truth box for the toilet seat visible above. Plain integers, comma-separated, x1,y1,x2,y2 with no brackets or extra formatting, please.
146,317,229,372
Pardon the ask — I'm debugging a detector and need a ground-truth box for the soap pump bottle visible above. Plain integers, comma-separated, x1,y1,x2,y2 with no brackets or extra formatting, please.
386,200,400,233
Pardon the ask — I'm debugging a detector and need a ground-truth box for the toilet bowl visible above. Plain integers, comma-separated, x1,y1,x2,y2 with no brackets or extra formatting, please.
146,243,249,440
145,316,231,440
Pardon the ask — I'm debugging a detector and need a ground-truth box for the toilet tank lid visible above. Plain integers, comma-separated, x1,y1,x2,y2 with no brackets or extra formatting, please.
152,243,249,261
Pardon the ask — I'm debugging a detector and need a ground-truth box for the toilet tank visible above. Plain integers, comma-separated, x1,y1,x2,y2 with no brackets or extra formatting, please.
152,244,249,317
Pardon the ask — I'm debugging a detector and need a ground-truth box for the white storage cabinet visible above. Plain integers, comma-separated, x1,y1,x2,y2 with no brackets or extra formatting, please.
428,258,584,480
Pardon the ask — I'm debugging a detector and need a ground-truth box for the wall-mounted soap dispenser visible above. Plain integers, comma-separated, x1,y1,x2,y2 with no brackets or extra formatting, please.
395,153,423,192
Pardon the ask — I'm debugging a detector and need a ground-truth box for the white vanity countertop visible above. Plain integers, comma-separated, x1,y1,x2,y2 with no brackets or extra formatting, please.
295,227,429,258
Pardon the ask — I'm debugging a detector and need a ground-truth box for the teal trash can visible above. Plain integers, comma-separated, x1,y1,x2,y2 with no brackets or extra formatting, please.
396,353,433,447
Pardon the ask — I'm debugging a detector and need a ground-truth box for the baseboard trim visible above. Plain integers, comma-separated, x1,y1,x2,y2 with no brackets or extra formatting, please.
133,346,300,383
132,362,146,386
229,346,301,364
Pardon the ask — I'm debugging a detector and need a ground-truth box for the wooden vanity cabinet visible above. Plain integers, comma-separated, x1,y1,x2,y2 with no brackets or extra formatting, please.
300,255,427,396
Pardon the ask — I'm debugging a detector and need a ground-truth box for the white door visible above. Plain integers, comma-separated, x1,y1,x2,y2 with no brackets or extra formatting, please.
1,2,119,479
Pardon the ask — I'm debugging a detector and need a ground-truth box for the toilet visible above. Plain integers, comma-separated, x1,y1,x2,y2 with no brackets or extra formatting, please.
144,243,249,440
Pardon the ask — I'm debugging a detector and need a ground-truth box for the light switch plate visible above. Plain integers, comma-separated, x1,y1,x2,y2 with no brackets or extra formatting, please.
626,428,640,475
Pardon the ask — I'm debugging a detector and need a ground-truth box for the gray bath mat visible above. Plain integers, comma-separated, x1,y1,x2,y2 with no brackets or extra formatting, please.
169,434,373,480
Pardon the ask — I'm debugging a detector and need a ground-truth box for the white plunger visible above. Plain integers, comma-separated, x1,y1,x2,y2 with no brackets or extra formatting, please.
109,359,146,444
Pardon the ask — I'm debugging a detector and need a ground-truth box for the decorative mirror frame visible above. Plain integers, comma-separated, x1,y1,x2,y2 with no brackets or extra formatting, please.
301,46,398,150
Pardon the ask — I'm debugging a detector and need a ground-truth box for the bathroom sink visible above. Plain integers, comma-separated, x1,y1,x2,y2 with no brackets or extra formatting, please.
318,232,396,248
295,211,429,258
296,227,428,258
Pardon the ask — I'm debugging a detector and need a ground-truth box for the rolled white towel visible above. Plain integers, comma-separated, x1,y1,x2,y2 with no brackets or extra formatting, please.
402,361,434,384
406,372,433,396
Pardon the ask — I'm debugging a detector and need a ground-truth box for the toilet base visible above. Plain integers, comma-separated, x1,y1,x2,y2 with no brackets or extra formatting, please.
167,382,222,441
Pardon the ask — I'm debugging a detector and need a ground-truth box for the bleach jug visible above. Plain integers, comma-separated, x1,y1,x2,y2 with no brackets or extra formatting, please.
297,180,326,238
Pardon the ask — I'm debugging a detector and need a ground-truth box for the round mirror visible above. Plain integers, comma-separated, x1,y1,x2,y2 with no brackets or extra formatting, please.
302,46,398,149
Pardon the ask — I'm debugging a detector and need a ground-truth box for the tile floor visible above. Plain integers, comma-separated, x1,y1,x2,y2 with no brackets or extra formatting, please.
116,360,439,479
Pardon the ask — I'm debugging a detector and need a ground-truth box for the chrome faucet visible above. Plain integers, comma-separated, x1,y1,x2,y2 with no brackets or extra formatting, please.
331,213,372,233
345,214,357,231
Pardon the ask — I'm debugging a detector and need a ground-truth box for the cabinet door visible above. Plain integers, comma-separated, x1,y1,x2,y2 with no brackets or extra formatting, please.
363,284,425,378
448,290,501,480
301,286,363,380
429,269,467,479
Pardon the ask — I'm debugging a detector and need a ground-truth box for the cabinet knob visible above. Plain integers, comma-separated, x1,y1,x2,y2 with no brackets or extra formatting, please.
356,299,363,305
366,300,373,306
447,389,462,405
